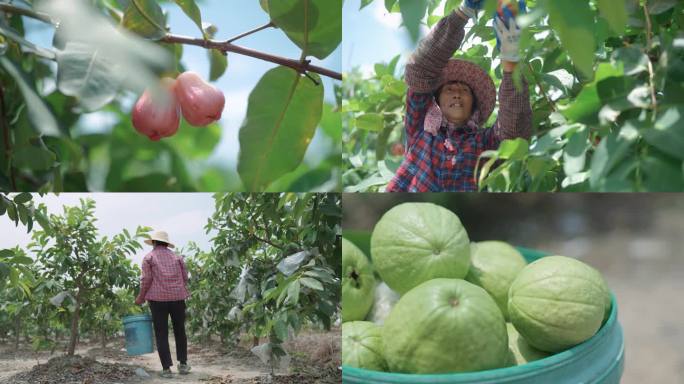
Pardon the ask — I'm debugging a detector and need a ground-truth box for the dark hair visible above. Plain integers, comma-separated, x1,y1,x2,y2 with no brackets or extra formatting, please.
152,240,169,247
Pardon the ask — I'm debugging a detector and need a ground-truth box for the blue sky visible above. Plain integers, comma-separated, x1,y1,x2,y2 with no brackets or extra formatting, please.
23,0,342,170
0,193,216,267
343,0,490,74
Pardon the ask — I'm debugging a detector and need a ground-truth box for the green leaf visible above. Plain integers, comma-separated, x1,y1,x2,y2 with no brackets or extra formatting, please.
596,0,627,35
612,47,648,76
12,145,57,171
123,0,167,40
286,279,300,305
360,0,374,10
355,113,384,132
589,122,639,190
641,155,684,191
562,126,589,175
173,0,204,37
648,0,678,15
13,193,32,204
299,276,324,291
56,42,124,111
238,66,323,191
319,103,342,142
0,57,60,136
641,107,684,160
268,0,342,59
274,318,289,341
208,49,228,81
544,0,595,77
399,0,428,43
563,63,623,124
497,138,529,160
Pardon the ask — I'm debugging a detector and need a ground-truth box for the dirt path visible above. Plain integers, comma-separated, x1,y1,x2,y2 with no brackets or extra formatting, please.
120,339,269,383
0,328,340,384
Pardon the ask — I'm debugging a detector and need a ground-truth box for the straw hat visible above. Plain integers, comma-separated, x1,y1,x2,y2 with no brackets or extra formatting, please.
145,230,175,248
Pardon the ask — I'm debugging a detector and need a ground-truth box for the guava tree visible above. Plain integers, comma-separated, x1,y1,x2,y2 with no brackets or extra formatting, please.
28,198,149,355
204,193,341,371
344,0,684,191
0,246,36,348
0,0,341,192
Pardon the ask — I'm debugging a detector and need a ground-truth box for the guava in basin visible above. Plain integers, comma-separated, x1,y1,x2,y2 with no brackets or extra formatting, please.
465,240,527,320
508,255,611,353
371,203,470,294
383,278,508,373
505,322,550,366
342,238,375,322
342,321,387,371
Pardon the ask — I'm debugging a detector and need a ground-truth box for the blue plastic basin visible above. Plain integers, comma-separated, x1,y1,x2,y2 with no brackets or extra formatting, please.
123,314,154,356
342,245,625,384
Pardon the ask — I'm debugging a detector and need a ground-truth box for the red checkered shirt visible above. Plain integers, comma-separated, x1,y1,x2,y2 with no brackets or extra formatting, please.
386,11,532,192
139,245,189,302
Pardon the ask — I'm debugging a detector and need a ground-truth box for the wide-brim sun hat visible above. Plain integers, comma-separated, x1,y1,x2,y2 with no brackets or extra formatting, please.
438,59,496,126
145,230,175,248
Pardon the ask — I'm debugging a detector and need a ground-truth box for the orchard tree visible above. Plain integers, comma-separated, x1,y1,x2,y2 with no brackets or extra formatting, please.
0,246,35,348
29,198,149,355
0,0,342,192
203,193,340,371
344,0,684,191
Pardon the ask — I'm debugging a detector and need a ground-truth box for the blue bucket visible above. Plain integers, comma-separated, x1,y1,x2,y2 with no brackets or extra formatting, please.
342,243,626,384
123,314,154,356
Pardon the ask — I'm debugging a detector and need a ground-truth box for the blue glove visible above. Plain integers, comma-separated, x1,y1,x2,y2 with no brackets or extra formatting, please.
463,0,485,10
459,0,485,19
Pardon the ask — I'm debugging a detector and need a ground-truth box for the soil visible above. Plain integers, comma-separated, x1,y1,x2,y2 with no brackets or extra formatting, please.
0,328,340,384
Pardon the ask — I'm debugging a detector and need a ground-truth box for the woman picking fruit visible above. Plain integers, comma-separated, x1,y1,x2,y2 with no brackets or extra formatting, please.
135,231,192,378
387,0,532,192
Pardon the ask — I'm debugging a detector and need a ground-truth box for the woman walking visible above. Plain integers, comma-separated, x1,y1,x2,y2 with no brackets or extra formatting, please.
135,230,191,378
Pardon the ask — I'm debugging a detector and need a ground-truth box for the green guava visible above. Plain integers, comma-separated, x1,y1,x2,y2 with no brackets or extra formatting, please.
505,323,550,366
342,321,387,371
382,279,508,373
465,241,527,320
508,255,611,353
370,203,470,294
342,238,375,322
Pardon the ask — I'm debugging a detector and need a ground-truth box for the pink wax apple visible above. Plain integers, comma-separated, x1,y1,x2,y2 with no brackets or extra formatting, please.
174,71,225,127
131,78,181,141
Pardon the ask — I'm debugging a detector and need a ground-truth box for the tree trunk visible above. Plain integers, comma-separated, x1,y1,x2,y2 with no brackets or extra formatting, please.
67,288,82,356
252,335,259,347
14,316,20,349
101,328,106,349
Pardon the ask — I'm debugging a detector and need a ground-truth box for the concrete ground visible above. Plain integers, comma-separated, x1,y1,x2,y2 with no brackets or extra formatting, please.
343,194,684,384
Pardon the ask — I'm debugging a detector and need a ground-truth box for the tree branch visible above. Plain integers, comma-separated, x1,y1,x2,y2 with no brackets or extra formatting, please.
226,21,276,44
0,3,341,81
161,33,342,81
527,62,557,112
0,85,16,190
252,229,284,250
642,2,657,119
0,4,54,24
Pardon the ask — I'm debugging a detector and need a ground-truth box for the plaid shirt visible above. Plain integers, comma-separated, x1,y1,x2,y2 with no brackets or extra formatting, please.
386,11,532,192
139,245,189,302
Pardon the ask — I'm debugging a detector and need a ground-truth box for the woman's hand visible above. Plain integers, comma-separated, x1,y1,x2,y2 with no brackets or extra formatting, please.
494,16,521,63
135,296,145,305
458,0,484,20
